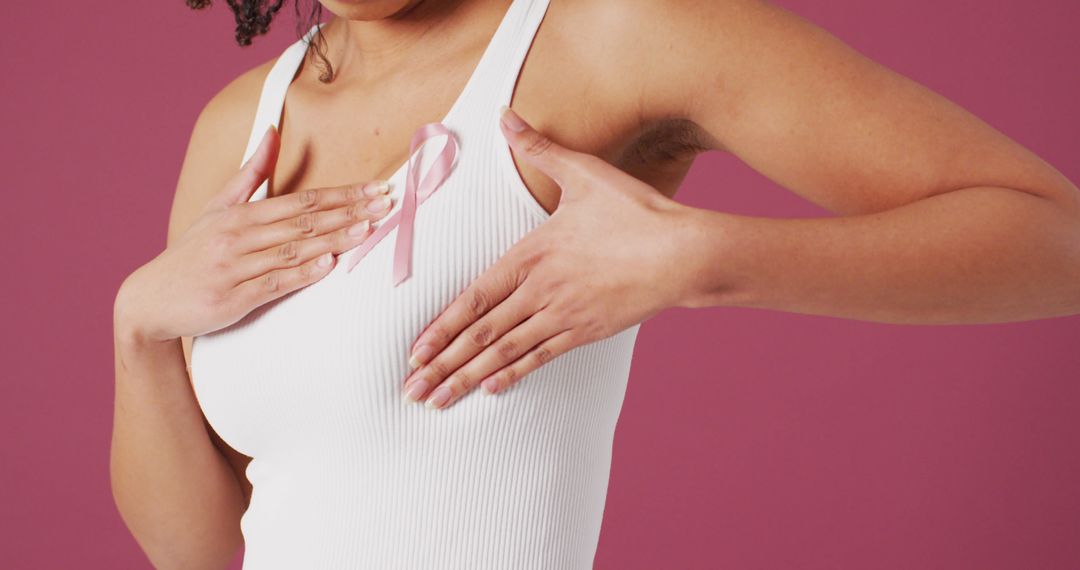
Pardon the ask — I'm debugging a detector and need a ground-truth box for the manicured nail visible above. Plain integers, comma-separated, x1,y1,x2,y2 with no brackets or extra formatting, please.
408,344,435,369
481,376,499,394
363,180,391,197
366,195,391,213
316,252,333,267
347,220,370,237
403,379,429,403
425,385,452,409
499,105,525,132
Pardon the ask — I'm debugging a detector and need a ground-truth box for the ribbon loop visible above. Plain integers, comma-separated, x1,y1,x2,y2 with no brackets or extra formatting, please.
343,122,459,285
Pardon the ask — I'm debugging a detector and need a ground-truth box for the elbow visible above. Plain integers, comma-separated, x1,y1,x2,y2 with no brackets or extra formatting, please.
1035,183,1080,316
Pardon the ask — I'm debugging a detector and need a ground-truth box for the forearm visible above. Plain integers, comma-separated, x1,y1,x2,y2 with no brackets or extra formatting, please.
110,322,244,569
679,186,1080,324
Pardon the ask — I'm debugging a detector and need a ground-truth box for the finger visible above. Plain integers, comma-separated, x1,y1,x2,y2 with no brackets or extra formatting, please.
406,256,526,370
400,284,539,404
232,218,376,281
231,250,337,309
480,328,577,396
414,312,565,410
237,193,394,253
241,179,393,226
497,105,591,191
206,125,281,212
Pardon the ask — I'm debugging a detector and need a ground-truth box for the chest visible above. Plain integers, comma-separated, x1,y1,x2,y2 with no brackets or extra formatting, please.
265,6,694,216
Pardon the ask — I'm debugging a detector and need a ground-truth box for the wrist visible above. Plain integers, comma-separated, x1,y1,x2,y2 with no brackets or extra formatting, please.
667,203,745,310
113,319,173,354
113,270,174,351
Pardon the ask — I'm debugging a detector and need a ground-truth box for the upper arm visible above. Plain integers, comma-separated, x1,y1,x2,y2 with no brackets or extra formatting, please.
625,0,1079,215
170,57,275,505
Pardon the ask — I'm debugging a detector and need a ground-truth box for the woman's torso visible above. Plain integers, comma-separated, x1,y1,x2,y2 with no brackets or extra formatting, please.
190,1,694,568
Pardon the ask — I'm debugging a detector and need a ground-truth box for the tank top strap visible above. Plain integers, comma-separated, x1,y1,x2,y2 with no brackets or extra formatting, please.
240,23,323,201
452,0,552,120
237,0,550,200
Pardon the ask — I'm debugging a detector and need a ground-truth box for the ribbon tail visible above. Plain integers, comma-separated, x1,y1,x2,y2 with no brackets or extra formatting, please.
392,154,420,285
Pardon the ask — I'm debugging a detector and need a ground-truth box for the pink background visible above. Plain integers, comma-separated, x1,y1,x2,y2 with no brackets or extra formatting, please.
3,1,1078,568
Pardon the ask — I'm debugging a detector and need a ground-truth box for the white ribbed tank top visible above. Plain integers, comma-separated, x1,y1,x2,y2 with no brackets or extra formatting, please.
190,2,641,568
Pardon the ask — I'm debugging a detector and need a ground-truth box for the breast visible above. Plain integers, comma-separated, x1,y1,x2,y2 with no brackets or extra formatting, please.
189,158,643,568
190,159,640,459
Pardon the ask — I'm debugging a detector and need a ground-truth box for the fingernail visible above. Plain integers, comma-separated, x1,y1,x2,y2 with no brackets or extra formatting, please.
408,344,434,369
316,252,333,267
363,180,391,197
481,376,499,394
403,379,430,403
425,385,452,409
347,220,370,237
366,195,391,213
499,105,525,132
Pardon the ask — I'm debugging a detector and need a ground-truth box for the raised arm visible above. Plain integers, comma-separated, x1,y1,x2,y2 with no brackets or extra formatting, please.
397,0,1080,409
640,0,1080,322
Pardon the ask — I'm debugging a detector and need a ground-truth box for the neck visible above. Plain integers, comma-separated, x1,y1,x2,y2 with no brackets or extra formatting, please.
322,0,476,80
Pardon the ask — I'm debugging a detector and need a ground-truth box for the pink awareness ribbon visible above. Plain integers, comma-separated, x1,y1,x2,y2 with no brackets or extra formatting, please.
343,122,459,285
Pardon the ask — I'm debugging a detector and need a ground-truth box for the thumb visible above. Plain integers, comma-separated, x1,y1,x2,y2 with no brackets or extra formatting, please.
209,124,281,210
498,105,584,189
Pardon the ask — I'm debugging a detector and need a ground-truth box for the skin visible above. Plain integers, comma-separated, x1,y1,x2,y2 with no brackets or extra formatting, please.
110,0,1080,566
111,125,397,567
402,0,1080,409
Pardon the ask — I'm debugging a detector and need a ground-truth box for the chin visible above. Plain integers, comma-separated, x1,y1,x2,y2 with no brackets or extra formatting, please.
318,0,424,20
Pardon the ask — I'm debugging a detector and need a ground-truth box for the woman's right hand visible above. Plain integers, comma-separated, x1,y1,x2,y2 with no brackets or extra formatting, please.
114,126,394,344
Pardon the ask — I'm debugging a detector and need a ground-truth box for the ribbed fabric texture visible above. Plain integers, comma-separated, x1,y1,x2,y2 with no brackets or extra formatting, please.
190,1,641,567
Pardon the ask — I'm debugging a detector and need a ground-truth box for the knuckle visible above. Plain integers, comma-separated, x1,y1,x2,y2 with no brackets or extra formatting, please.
217,207,243,227
334,227,352,249
524,133,554,157
425,324,451,346
467,290,491,319
584,321,606,341
427,360,453,380
294,212,315,234
203,287,229,308
468,322,495,347
500,366,518,385
532,345,555,366
261,272,280,293
208,230,239,254
298,188,319,209
496,338,519,361
298,259,315,280
447,372,473,390
516,246,547,274
346,184,362,202
277,240,298,263
346,202,364,221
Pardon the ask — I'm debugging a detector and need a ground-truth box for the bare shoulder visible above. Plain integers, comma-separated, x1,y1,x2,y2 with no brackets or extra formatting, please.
547,0,735,156
168,56,278,244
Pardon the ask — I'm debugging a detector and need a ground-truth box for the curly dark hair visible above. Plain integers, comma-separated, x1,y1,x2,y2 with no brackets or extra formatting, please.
185,0,337,83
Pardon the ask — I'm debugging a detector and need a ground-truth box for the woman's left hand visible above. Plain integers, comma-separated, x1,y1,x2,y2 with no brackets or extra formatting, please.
401,106,706,409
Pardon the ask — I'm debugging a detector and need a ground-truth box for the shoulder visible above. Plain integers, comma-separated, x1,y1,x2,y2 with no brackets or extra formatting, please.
183,56,277,194
168,55,279,243
547,0,761,153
